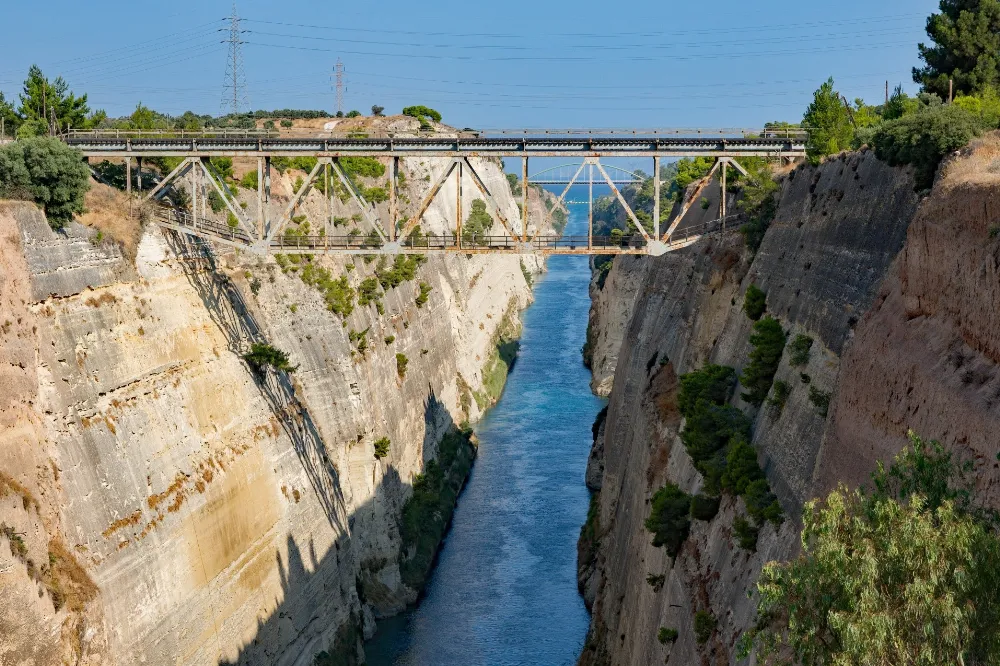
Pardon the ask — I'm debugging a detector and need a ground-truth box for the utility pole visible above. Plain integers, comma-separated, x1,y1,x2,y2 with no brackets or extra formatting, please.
949,78,954,104
220,3,250,116
885,80,889,105
334,59,345,116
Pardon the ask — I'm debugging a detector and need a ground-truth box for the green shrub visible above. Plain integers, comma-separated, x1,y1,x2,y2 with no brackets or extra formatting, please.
364,186,388,203
871,104,985,190
721,437,765,496
0,137,90,228
732,515,759,551
376,254,427,290
658,627,679,645
384,335,395,345
243,343,297,374
694,610,717,645
280,119,293,128
808,386,831,417
768,379,791,410
743,284,767,321
346,110,361,118
396,353,409,378
348,328,369,354
646,573,665,591
402,105,442,122
463,199,494,243
339,156,385,179
740,317,787,406
745,479,783,526
373,437,390,459
678,365,736,417
645,483,692,557
788,334,813,367
240,170,258,189
690,494,721,521
299,263,355,318
357,277,382,308
416,282,432,308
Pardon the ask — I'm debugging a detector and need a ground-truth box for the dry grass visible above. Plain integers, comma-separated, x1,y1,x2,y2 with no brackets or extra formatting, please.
44,538,98,613
939,131,1000,189
76,182,142,260
0,471,40,512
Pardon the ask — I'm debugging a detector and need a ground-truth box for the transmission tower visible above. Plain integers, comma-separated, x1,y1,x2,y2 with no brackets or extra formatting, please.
334,59,345,116
221,3,250,116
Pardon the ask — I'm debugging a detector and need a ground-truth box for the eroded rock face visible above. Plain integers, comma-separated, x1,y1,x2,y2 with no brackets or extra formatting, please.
0,153,562,664
580,149,928,665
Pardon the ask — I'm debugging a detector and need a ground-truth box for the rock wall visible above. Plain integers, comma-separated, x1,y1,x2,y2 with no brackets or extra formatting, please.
0,151,565,665
579,148,936,665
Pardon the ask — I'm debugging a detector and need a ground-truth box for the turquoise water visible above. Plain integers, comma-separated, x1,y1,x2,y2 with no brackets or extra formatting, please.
365,200,603,665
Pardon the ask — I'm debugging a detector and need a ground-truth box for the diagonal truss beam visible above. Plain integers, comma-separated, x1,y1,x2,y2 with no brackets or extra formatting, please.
330,158,388,243
199,159,257,240
399,158,459,241
144,157,194,202
663,159,721,241
461,157,519,241
537,160,587,237
265,158,327,243
595,160,650,241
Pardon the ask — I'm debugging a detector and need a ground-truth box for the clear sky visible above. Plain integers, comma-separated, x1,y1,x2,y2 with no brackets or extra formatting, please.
0,0,940,130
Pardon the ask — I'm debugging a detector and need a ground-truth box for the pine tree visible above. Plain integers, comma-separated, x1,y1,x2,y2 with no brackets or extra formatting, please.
914,0,1000,98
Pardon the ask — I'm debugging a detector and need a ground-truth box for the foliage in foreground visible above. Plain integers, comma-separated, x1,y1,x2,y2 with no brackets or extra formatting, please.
0,137,90,228
740,432,1000,665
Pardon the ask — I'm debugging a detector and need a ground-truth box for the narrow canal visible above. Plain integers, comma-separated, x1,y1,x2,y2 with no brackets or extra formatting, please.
365,199,603,665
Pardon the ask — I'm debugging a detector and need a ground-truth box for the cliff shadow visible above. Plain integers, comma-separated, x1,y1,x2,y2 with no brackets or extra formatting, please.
163,231,346,531
217,388,463,666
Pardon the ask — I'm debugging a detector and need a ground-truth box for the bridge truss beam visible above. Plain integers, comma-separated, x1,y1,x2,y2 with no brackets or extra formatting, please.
102,140,775,256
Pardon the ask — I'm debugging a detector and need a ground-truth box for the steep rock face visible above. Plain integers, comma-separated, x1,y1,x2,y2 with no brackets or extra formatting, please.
825,136,1000,505
0,154,563,664
580,150,923,665
585,257,647,396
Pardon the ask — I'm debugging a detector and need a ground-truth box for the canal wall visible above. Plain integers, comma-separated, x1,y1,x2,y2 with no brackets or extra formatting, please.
578,140,1000,664
0,142,564,665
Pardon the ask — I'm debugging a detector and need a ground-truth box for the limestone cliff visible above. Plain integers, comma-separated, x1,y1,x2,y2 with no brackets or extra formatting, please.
0,147,565,665
575,144,974,664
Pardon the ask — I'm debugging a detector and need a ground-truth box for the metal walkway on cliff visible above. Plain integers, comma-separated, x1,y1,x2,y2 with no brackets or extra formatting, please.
65,128,806,257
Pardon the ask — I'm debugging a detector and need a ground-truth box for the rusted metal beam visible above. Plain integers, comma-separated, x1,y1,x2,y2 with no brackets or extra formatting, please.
663,159,721,241
143,157,194,202
539,160,587,236
521,157,528,242
266,158,327,243
198,158,256,240
330,158,387,243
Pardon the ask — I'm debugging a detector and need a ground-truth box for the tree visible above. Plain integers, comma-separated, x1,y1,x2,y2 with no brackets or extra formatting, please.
17,65,89,133
802,78,854,163
243,343,298,374
743,285,767,321
645,483,692,557
740,317,787,406
463,199,494,244
346,110,361,118
740,433,1000,665
128,103,156,131
371,105,385,116
402,105,442,122
0,92,20,136
914,0,1000,98
0,137,90,228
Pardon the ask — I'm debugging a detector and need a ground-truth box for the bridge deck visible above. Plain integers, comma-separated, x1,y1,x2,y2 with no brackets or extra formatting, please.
66,135,805,158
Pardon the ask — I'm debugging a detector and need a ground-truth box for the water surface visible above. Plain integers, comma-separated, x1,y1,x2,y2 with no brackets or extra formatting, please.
366,200,602,665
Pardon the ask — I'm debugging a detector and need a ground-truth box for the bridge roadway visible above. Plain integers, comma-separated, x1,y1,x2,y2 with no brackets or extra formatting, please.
64,135,804,159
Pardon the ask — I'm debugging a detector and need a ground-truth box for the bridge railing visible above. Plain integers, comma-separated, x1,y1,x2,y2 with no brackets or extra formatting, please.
65,128,279,139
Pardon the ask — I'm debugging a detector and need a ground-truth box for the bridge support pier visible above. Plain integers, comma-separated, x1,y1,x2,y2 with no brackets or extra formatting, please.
521,157,528,242
653,156,661,240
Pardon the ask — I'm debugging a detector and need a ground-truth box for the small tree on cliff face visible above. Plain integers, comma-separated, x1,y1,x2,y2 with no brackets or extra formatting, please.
803,78,854,164
914,0,1000,98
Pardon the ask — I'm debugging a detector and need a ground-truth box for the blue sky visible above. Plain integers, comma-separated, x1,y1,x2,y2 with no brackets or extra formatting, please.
0,0,939,129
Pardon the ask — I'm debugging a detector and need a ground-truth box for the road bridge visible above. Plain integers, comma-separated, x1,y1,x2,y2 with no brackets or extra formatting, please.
64,129,806,257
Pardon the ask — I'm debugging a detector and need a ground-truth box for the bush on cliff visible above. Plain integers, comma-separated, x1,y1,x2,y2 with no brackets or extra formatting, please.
644,483,692,557
243,343,297,374
0,136,90,228
740,317,787,407
743,285,767,321
871,103,985,190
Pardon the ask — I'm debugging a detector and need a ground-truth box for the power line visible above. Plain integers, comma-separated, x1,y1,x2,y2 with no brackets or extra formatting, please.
221,3,250,115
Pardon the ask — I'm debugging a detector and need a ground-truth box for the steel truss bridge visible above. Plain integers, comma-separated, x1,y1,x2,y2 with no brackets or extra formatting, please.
65,130,806,257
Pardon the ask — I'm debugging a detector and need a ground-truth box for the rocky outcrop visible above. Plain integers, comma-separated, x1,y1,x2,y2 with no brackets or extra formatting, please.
0,150,566,665
580,148,932,665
